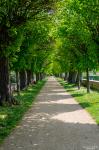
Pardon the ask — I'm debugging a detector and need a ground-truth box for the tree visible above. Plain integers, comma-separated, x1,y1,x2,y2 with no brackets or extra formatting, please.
0,0,56,105
50,0,98,92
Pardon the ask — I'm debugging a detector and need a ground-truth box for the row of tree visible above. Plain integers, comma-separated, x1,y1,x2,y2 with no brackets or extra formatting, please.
50,0,99,92
0,0,55,105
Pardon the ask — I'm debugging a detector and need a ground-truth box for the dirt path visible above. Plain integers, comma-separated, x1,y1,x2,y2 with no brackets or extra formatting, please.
1,77,99,150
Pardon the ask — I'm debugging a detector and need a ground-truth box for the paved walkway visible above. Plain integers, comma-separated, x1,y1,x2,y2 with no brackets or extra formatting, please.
1,77,99,150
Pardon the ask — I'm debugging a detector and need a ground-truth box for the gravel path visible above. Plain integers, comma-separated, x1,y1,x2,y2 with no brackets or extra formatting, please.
0,77,99,150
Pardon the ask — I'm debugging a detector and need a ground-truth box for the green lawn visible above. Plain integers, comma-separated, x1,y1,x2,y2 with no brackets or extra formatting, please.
58,78,99,125
0,79,46,144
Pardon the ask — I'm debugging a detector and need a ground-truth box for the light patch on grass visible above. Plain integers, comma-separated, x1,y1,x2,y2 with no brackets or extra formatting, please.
0,115,7,120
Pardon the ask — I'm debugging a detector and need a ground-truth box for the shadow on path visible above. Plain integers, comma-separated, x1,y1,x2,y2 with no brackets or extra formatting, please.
0,77,99,150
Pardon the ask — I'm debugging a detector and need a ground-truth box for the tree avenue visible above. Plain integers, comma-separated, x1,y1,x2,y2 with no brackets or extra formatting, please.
0,0,99,105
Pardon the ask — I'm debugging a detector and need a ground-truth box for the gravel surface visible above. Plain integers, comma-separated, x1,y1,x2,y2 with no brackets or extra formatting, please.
0,77,99,150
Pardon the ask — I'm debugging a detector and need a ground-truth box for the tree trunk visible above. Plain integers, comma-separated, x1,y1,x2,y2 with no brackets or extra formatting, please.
68,72,72,83
40,73,43,80
32,72,34,80
0,57,10,105
20,70,27,90
36,73,40,82
9,73,12,95
57,74,60,77
59,73,62,78
68,71,77,83
86,68,90,93
43,73,46,79
27,70,32,85
41,73,45,79
64,72,68,81
16,71,20,94
77,70,81,90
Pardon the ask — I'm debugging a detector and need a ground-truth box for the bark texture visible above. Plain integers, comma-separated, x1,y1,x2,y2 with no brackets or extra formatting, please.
77,70,81,90
86,68,90,93
20,70,27,90
36,73,40,82
16,71,20,94
64,72,68,81
0,57,10,105
68,71,77,83
27,70,32,85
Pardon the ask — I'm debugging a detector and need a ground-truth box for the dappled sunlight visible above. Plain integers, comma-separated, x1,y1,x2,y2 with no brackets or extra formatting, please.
23,112,50,123
55,92,67,95
47,92,67,96
0,114,7,120
51,110,96,125
52,89,65,92
1,77,99,150
3,108,99,150
28,88,34,91
20,93,25,96
38,98,77,104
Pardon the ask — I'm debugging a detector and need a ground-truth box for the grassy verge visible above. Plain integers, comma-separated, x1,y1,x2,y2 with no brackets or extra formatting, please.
0,79,46,144
58,78,99,125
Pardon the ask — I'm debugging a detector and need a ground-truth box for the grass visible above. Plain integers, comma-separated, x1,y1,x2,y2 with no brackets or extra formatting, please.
58,78,99,125
0,79,46,144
